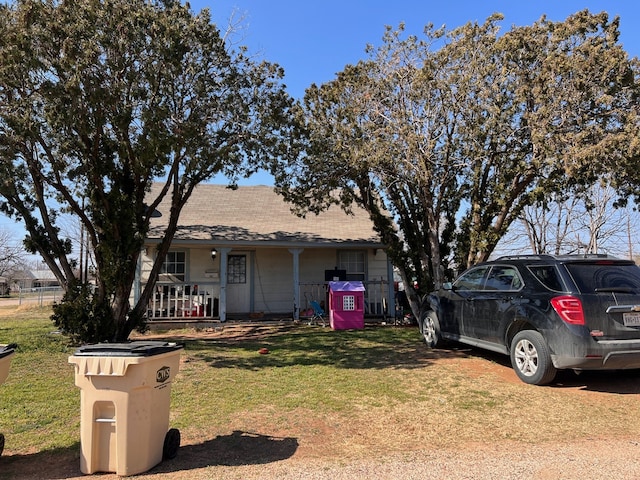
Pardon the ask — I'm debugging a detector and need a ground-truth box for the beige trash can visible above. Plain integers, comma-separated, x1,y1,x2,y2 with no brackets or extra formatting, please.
69,341,183,476
0,343,16,457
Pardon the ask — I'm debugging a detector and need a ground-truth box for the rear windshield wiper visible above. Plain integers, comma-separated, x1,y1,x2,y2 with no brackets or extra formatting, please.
594,287,638,293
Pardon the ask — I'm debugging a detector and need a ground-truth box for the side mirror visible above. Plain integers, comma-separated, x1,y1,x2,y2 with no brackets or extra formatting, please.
442,282,453,291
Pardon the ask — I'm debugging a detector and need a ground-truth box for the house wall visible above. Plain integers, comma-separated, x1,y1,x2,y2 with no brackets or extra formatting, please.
138,245,391,318
367,249,389,282
252,248,294,313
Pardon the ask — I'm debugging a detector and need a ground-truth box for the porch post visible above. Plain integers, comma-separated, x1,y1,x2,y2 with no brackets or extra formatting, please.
218,247,232,322
288,248,304,320
134,249,142,304
387,256,396,319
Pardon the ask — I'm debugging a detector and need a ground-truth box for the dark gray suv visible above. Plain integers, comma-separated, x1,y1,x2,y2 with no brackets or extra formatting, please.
420,254,640,385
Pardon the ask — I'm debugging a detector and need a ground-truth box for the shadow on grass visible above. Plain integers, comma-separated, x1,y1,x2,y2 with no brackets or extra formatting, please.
173,324,469,370
0,431,297,479
152,324,640,393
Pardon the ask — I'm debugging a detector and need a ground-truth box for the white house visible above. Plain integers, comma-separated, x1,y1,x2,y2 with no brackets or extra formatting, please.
137,183,395,323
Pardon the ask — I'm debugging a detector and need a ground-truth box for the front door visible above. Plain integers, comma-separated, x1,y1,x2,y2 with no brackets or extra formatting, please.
226,253,251,314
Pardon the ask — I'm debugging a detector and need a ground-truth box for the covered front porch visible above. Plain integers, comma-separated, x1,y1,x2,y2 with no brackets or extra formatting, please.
143,278,396,323
137,244,396,325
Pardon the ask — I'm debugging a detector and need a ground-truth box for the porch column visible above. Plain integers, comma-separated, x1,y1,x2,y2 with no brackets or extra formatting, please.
133,250,142,304
218,247,232,322
288,248,304,320
386,256,396,318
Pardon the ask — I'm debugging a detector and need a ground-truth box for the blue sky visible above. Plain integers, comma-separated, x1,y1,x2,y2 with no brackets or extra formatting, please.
199,0,640,186
2,0,640,237
201,0,640,99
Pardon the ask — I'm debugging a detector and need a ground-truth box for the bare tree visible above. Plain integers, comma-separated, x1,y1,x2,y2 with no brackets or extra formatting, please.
574,185,637,256
0,230,24,277
496,184,640,258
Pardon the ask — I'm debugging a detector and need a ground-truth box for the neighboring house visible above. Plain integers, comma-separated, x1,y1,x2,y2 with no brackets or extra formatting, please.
137,183,395,323
10,269,60,292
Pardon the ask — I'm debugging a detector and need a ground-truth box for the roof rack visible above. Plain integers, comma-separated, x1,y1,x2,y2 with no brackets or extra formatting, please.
495,254,556,261
496,253,617,261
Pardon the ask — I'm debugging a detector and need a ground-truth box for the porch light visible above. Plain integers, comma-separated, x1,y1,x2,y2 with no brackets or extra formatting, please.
210,248,217,260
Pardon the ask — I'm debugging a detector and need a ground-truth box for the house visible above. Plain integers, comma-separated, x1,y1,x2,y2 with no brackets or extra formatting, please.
137,184,395,323
9,269,60,292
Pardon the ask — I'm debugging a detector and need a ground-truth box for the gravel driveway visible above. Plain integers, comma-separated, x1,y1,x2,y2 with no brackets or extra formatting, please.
4,435,639,479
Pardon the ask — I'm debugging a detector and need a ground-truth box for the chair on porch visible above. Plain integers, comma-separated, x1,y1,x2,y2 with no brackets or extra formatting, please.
309,300,327,327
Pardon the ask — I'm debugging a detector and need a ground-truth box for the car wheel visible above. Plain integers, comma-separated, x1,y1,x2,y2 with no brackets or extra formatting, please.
0,433,4,456
421,311,443,348
510,330,557,385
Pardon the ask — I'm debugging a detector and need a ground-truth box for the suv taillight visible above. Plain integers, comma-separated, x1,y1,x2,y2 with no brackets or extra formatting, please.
550,296,585,325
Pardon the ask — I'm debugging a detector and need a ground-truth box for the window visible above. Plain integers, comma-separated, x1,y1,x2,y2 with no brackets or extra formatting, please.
338,251,366,281
566,263,640,294
454,267,489,291
160,251,186,281
485,266,522,291
228,255,247,284
343,295,356,311
529,265,564,292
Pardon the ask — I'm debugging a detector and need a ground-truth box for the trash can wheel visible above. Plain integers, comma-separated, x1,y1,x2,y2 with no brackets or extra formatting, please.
0,433,4,456
163,428,180,460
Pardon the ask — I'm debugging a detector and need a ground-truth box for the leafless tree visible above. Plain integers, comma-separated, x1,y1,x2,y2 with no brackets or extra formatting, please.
496,184,640,259
0,230,24,277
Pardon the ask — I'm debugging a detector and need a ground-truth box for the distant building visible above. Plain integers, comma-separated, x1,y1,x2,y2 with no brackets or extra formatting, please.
10,269,60,292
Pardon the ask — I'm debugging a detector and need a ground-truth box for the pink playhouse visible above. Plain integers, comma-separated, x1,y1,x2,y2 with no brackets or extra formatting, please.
328,281,365,330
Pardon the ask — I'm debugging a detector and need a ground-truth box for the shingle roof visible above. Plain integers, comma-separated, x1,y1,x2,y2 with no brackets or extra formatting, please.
147,183,383,248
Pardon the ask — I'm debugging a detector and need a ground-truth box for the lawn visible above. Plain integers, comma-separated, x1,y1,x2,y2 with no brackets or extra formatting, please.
1,306,639,479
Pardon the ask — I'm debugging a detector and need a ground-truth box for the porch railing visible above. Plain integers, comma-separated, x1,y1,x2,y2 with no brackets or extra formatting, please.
299,280,391,319
147,282,219,320
146,279,392,321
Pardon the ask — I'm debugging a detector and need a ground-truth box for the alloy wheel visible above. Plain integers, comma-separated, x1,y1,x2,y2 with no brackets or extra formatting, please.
513,338,538,377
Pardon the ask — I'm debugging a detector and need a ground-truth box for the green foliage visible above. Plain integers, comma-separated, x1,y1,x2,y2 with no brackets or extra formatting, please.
0,0,296,341
51,284,117,344
275,10,640,308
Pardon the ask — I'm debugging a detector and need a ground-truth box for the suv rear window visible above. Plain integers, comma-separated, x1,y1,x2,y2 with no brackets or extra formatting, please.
528,265,564,291
565,263,640,294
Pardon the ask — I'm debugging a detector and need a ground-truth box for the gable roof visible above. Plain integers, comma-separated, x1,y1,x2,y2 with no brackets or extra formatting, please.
147,183,383,248
9,269,57,281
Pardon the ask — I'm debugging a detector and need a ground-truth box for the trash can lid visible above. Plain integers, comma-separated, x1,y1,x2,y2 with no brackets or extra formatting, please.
73,341,183,357
0,343,16,359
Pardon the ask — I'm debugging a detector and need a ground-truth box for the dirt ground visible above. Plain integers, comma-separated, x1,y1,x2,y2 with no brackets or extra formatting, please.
2,325,640,479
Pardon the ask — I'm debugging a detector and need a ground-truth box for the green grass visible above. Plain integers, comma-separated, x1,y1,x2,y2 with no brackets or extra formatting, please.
1,309,639,465
0,308,79,452
0,312,422,454
169,326,420,431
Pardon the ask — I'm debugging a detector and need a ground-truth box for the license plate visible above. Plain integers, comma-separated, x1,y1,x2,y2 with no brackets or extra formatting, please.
623,312,640,327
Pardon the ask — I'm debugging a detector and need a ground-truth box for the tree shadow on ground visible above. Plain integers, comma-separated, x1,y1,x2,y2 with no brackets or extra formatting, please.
0,431,298,480
168,324,471,371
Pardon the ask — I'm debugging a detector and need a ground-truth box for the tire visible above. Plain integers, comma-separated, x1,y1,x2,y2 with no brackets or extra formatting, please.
0,433,4,457
163,428,180,460
510,330,557,385
420,310,443,348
